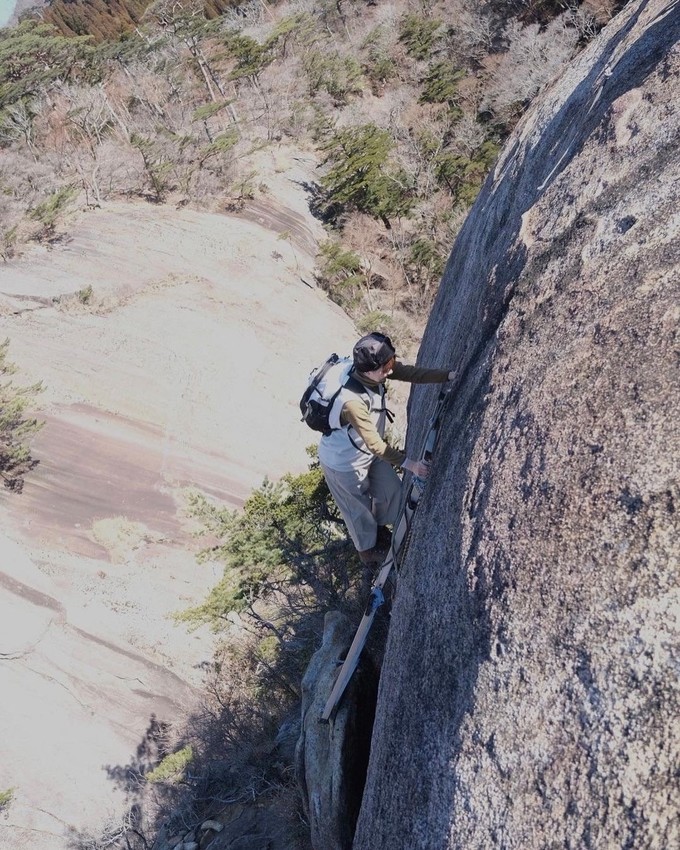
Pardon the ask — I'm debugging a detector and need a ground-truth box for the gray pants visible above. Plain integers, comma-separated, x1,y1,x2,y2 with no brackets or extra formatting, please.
321,458,402,552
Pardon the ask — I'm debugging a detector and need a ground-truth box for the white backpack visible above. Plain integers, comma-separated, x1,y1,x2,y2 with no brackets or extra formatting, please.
299,354,367,435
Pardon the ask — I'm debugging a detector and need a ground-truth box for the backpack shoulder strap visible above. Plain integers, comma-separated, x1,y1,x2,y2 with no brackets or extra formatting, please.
342,373,374,456
345,373,395,423
343,371,370,401
310,353,339,389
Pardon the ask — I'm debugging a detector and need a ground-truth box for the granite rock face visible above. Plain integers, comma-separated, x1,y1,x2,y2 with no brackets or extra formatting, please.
354,2,680,849
295,611,378,850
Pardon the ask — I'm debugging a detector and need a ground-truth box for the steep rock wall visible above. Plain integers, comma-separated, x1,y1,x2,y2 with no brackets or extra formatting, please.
354,2,679,848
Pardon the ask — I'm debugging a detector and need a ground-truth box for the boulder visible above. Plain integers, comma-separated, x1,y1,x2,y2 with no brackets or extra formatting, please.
295,611,379,850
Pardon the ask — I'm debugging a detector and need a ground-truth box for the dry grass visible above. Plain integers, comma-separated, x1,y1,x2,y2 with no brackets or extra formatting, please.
90,516,164,564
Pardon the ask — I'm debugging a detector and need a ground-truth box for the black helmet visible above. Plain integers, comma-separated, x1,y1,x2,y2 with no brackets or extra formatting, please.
353,332,396,373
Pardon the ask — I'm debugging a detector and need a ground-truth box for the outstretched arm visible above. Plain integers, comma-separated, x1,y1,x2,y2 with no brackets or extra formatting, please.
390,362,454,383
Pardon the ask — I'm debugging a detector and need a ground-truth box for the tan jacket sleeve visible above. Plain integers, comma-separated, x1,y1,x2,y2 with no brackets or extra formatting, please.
336,361,451,467
340,399,406,467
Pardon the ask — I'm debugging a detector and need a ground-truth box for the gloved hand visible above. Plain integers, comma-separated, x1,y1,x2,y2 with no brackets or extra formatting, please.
447,369,457,381
403,458,430,478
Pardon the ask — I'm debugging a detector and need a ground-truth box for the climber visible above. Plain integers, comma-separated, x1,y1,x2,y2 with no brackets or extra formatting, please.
317,331,455,566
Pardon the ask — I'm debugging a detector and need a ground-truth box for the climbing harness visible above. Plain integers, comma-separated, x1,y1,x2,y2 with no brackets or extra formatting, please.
320,384,452,722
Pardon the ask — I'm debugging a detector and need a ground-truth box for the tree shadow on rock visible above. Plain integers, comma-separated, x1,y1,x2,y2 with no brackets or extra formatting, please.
75,572,369,849
293,179,339,227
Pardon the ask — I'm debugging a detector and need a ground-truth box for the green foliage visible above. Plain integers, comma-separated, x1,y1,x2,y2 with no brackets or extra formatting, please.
179,455,352,633
0,225,17,261
28,185,78,239
355,310,392,335
434,151,466,190
319,123,415,227
224,32,274,82
191,101,231,122
462,139,500,201
93,28,152,65
408,237,445,280
266,11,318,56
361,25,396,92
404,236,446,306
0,21,95,108
413,126,442,163
146,745,193,784
130,133,174,201
435,139,500,204
198,128,239,168
302,50,363,104
0,338,43,491
398,13,442,61
364,53,396,90
315,239,365,307
0,788,14,811
77,284,94,304
306,106,335,143
419,62,465,108
317,238,362,279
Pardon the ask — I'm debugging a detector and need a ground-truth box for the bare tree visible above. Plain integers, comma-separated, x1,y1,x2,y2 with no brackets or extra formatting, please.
0,99,39,158
483,14,581,123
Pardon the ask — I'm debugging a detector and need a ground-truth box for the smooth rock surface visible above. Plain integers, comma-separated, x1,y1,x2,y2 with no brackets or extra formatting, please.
0,149,357,850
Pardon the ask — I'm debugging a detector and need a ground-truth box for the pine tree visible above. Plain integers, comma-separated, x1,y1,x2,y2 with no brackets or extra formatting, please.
0,21,94,108
319,123,415,228
179,453,354,634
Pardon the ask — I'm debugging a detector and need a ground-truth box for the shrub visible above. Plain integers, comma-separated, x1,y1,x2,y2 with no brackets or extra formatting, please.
302,50,363,104
356,310,390,332
435,138,500,204
129,133,174,202
403,235,446,308
146,746,194,784
28,185,78,240
365,53,396,91
77,284,94,304
361,24,397,93
315,238,365,306
224,32,273,82
398,13,442,61
0,225,17,261
179,454,356,637
419,62,464,107
0,338,43,492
